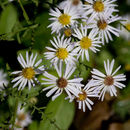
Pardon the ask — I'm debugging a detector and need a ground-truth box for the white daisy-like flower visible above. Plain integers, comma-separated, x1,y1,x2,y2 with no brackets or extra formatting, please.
11,52,44,90
0,70,8,91
44,35,77,65
72,24,101,61
14,104,32,130
59,0,84,15
42,62,83,101
65,79,99,112
76,79,99,112
83,0,118,19
48,5,80,33
119,14,130,41
91,8,121,45
91,59,126,101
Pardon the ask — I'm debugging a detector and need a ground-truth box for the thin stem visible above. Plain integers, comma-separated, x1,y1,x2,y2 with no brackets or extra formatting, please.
18,0,31,25
12,97,18,129
11,90,21,129
0,24,38,40
33,106,61,130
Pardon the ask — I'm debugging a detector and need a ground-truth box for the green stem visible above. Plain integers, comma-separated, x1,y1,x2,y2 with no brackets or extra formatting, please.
0,24,38,40
12,97,19,129
33,106,61,130
11,90,21,129
18,0,31,25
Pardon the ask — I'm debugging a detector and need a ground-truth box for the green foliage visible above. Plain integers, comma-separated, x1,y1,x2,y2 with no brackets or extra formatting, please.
0,4,17,35
0,0,129,129
39,94,75,130
114,99,130,119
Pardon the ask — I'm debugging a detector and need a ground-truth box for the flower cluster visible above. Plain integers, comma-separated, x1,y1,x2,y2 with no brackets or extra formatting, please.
10,0,127,113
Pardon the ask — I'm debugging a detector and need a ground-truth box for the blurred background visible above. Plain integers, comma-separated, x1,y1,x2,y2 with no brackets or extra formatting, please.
0,0,130,130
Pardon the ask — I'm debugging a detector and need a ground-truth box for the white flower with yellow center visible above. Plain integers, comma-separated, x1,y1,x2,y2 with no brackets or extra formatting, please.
15,104,32,130
91,59,126,101
0,70,8,91
42,62,83,101
91,9,121,45
83,0,118,19
119,14,130,41
76,79,99,112
44,35,77,65
11,52,44,90
48,5,79,33
72,24,101,61
59,0,84,15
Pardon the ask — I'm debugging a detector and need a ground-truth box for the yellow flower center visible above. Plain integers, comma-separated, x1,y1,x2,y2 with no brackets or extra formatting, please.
125,64,130,71
17,113,26,121
57,77,68,88
72,0,80,5
64,28,72,37
56,48,68,60
93,1,104,12
22,67,35,80
80,36,92,49
104,76,114,86
125,23,130,31
58,14,71,26
77,91,87,101
97,20,107,30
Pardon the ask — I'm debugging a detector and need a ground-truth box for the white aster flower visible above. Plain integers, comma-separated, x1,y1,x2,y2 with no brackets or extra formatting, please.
48,5,79,33
83,0,118,19
91,59,126,101
76,79,99,112
11,52,44,90
59,0,84,15
14,104,32,130
42,62,83,101
44,35,77,65
119,14,130,41
0,70,8,91
72,24,101,61
91,8,121,45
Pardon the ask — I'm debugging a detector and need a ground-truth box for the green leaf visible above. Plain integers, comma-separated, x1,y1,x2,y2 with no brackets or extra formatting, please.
39,94,75,130
33,13,52,51
29,121,39,130
0,4,17,35
113,98,130,119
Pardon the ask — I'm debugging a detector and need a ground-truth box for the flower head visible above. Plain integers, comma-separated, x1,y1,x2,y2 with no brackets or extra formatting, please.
119,14,130,41
91,59,126,101
91,8,121,45
48,5,79,33
42,62,83,101
11,52,44,90
59,0,84,15
65,79,99,112
15,104,32,129
83,0,118,19
76,79,99,112
44,35,77,65
72,24,101,61
0,70,8,91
